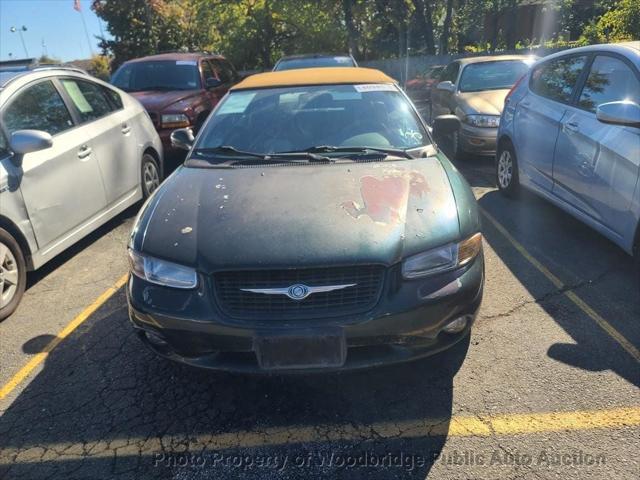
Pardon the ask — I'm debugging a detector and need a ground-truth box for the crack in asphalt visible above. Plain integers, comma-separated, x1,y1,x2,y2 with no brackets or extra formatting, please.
480,268,616,321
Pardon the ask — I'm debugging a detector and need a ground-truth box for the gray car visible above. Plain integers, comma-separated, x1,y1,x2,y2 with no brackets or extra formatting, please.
273,53,358,71
430,55,535,159
496,42,640,273
0,67,163,320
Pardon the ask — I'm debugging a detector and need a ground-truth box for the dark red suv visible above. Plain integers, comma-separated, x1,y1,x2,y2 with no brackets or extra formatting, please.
111,52,240,154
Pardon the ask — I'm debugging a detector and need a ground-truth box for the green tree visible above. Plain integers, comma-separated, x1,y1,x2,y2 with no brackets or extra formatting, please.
91,0,634,71
37,55,61,64
89,54,111,80
590,0,639,42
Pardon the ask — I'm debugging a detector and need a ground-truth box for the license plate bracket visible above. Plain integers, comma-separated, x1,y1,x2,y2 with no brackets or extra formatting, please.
254,329,346,370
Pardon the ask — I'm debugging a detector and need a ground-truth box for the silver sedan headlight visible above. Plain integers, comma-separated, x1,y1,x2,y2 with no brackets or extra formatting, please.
402,233,482,279
128,249,198,289
464,115,500,128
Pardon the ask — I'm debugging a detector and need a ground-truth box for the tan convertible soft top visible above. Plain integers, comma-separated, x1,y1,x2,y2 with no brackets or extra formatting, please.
231,67,396,91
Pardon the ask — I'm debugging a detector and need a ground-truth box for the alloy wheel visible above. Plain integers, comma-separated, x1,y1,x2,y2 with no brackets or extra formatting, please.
143,160,160,195
0,242,19,308
497,150,513,189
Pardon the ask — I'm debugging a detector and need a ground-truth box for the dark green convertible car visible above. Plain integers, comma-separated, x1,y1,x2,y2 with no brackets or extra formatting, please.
127,67,484,372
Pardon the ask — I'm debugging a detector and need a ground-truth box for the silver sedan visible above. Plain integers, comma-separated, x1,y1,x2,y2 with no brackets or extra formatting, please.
0,67,163,320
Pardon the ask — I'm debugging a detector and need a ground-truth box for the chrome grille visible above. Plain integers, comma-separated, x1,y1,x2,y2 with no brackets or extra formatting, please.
214,265,385,319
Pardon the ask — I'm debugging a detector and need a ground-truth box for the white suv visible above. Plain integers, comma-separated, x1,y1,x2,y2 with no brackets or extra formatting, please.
0,67,163,320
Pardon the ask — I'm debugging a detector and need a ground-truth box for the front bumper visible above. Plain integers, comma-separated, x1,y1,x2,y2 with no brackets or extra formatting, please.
458,124,498,156
127,256,484,373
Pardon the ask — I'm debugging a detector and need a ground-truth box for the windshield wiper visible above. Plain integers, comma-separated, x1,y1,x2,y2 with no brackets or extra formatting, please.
286,145,414,159
191,145,334,163
192,145,266,159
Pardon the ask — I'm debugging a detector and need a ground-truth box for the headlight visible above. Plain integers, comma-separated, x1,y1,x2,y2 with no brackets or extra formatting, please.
128,249,198,289
161,113,190,128
464,115,500,128
402,233,482,279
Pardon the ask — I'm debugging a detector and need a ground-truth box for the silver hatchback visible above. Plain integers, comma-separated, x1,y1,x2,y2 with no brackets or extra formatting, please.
0,67,163,320
496,42,640,271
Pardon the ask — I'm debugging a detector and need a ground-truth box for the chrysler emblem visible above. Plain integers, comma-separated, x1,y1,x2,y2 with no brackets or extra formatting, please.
287,284,310,300
240,283,357,301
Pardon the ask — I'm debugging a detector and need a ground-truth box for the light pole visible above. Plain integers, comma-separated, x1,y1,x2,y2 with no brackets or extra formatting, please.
10,26,29,58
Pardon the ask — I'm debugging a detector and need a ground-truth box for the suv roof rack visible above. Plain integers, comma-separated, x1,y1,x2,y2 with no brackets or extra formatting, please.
0,65,89,90
31,65,88,74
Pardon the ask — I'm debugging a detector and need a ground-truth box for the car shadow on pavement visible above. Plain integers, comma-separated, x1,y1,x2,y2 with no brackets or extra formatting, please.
477,188,639,388
0,289,469,479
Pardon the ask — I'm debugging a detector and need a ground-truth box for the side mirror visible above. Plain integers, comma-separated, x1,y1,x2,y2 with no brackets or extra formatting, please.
436,81,455,93
205,77,222,89
596,101,640,127
432,115,460,137
10,130,53,156
170,128,195,151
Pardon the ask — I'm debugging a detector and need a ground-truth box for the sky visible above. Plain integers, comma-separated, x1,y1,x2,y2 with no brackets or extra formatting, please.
0,0,112,62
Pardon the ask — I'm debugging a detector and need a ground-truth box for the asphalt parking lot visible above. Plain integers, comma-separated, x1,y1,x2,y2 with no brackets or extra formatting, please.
0,149,639,479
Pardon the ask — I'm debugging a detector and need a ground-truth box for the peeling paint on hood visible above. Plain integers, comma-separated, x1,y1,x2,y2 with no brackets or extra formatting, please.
342,170,429,225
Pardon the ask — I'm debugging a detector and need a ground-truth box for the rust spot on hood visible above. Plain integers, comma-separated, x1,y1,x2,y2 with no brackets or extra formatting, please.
342,171,429,224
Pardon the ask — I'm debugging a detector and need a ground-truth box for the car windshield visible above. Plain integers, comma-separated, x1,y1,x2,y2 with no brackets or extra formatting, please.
459,60,531,92
111,60,201,92
275,56,354,71
192,84,429,162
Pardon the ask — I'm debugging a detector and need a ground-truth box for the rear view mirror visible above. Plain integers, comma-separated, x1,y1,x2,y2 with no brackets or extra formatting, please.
170,128,195,151
436,81,455,93
596,101,640,127
10,130,53,156
432,115,460,137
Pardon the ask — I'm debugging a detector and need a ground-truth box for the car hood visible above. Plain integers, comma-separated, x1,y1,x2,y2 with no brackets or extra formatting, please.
138,157,461,272
457,89,510,116
130,89,201,112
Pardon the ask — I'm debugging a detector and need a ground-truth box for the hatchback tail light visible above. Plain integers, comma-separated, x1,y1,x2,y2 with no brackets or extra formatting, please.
505,74,526,104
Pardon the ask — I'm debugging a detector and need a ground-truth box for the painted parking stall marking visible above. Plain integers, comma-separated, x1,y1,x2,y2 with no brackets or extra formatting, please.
480,206,640,363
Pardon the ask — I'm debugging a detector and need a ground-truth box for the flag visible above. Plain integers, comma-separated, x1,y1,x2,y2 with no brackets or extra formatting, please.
73,0,81,12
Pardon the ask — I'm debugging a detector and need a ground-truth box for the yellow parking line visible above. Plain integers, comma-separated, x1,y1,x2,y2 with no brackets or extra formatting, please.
0,406,638,462
0,274,129,401
481,207,640,363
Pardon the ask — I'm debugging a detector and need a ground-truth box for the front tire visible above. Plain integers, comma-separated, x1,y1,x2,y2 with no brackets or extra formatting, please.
496,142,520,197
0,228,27,322
450,129,467,161
141,153,161,199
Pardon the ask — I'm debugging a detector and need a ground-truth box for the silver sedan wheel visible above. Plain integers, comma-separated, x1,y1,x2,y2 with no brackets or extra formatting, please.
497,150,513,189
0,242,19,308
143,159,160,195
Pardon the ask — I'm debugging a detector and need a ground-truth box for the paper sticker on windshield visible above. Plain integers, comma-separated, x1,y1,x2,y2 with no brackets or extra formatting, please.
354,84,396,93
218,92,257,114
176,60,197,66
